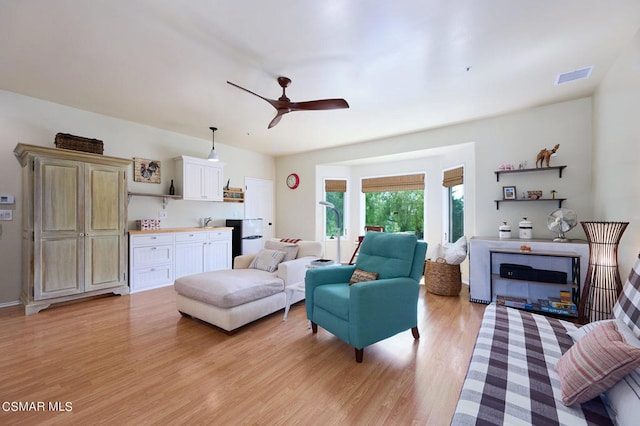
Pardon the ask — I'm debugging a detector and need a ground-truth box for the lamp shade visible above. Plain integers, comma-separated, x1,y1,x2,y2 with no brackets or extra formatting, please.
579,221,628,323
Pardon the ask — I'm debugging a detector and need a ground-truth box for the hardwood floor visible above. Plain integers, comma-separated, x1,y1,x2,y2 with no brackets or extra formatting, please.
0,285,485,425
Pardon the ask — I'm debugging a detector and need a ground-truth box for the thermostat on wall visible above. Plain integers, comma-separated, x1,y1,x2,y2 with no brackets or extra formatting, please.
0,195,15,204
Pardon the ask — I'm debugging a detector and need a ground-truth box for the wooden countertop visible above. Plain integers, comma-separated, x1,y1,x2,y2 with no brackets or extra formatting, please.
129,227,233,234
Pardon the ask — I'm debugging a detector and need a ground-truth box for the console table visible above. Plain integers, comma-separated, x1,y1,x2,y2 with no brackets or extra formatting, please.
489,248,582,320
469,237,589,311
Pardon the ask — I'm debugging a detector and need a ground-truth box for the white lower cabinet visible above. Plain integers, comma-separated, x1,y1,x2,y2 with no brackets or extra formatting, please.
129,234,175,293
129,228,232,292
175,232,207,279
205,230,232,272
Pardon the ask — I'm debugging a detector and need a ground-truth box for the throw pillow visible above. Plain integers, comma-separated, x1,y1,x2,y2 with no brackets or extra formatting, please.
556,321,640,406
264,240,299,262
280,238,302,244
442,236,467,265
249,249,286,273
567,319,640,426
613,255,640,338
568,319,640,348
349,268,379,285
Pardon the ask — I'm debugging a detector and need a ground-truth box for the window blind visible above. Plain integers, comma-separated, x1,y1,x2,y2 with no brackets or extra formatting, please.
361,174,425,193
442,167,463,188
325,179,346,192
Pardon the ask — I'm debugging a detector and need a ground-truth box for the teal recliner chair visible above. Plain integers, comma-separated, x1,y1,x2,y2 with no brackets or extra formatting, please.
305,232,427,362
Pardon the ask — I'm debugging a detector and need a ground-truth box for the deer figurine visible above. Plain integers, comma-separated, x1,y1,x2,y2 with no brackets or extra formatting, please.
536,144,560,168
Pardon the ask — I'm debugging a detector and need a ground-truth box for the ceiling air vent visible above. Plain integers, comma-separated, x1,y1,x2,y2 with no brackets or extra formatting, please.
555,66,593,85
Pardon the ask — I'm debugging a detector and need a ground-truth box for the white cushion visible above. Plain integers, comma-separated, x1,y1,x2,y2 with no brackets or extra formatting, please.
442,236,467,265
174,269,284,308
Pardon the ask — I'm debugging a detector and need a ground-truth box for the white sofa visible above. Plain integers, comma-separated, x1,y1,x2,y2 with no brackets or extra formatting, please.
174,238,323,331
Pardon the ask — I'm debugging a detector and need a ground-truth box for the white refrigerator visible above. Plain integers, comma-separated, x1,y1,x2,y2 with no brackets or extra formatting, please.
226,218,264,258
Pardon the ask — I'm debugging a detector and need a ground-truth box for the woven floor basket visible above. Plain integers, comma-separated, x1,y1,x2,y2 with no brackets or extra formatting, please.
424,257,462,296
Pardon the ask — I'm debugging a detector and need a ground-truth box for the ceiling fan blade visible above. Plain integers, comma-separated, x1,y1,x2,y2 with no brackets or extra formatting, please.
289,98,350,111
227,81,280,109
228,77,349,128
268,110,289,129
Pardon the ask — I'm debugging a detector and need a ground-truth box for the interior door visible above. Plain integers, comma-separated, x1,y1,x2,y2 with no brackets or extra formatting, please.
244,177,274,241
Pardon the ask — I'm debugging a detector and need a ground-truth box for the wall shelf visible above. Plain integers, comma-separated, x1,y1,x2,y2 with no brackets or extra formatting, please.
495,165,566,182
127,192,181,208
223,187,244,203
494,198,566,210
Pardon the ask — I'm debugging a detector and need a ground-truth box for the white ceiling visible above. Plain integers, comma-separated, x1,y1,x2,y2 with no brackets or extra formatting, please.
1,1,639,157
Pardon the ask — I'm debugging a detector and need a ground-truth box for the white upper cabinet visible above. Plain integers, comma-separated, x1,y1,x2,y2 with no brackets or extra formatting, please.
174,155,224,201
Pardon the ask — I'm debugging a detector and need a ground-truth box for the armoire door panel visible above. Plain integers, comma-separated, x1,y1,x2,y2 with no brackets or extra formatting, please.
37,238,83,299
86,235,122,289
40,161,81,233
87,165,123,232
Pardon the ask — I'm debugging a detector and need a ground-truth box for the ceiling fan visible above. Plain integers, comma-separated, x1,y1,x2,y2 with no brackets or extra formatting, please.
227,76,349,128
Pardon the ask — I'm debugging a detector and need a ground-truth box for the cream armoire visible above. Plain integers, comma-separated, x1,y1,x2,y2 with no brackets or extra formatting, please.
14,144,131,314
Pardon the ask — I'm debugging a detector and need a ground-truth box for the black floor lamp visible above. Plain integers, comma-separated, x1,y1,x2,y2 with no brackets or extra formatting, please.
579,221,629,323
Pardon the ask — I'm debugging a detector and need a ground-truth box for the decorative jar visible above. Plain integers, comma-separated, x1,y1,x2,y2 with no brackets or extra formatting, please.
499,222,511,239
519,217,532,239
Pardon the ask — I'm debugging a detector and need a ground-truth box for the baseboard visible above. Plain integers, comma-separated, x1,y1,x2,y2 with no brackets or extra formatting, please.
0,300,21,309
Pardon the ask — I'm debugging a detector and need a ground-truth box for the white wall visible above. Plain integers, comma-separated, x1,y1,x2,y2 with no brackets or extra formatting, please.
0,90,275,305
276,98,594,261
593,29,640,277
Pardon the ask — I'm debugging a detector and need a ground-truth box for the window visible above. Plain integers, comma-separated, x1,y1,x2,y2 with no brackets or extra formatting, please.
448,184,464,242
324,179,346,238
362,174,425,238
443,167,464,243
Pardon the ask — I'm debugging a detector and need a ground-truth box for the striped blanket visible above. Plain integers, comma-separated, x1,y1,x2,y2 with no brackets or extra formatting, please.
452,304,613,425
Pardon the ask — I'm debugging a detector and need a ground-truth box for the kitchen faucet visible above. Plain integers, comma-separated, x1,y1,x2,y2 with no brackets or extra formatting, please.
204,217,213,227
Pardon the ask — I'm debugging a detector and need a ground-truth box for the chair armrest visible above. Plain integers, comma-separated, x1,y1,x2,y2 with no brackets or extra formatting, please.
305,265,356,288
349,277,420,348
233,254,255,269
305,265,356,321
276,256,318,287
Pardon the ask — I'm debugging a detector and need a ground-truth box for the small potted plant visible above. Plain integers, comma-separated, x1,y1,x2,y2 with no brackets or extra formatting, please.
550,190,557,200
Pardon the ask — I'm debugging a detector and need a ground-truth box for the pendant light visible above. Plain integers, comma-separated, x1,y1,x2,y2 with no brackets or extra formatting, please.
207,126,219,161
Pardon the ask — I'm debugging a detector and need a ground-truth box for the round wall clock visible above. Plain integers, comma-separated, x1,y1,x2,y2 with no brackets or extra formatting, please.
286,173,300,189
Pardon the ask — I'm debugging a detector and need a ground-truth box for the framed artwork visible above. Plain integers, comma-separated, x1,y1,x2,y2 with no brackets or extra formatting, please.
133,157,161,183
527,190,543,200
502,186,516,200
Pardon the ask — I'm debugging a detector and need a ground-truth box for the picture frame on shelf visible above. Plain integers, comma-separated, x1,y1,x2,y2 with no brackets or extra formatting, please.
527,190,543,200
503,186,516,200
